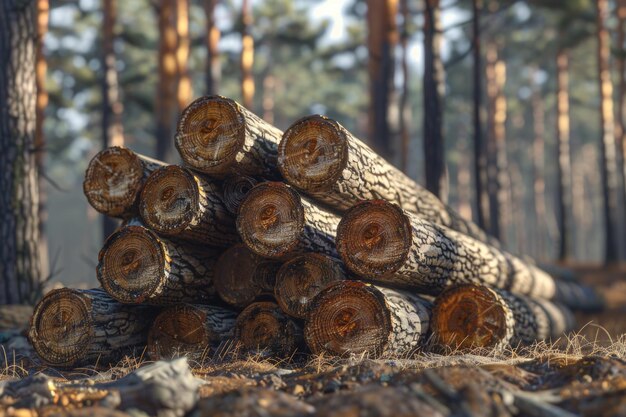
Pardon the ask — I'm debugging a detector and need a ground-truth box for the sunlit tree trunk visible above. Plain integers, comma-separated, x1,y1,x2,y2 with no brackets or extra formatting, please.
555,50,572,261
176,0,192,111
399,0,410,173
596,0,622,263
423,0,446,201
241,0,254,109
530,67,546,260
205,0,220,95
616,0,626,254
155,0,177,162
367,0,398,160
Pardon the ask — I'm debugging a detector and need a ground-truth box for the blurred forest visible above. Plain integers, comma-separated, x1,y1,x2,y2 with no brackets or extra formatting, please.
3,0,626,289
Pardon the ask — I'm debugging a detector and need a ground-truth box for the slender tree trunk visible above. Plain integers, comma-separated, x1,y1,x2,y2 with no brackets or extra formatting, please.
423,0,447,201
204,0,220,95
0,0,43,305
399,0,410,173
176,0,192,111
596,0,622,263
156,0,178,162
367,0,397,160
102,0,125,239
616,0,626,255
262,70,275,125
457,136,473,221
36,0,49,282
556,50,573,261
530,66,546,260
240,0,254,109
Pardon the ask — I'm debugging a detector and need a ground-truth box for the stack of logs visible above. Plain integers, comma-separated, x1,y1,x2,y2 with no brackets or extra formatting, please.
28,96,603,368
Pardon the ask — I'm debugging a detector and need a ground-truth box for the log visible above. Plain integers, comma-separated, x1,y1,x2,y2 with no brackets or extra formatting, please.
278,115,498,246
236,182,339,259
139,165,238,247
223,174,258,215
432,284,576,351
28,288,156,368
175,95,282,178
304,281,431,357
97,225,218,304
214,244,281,308
83,146,165,218
147,304,237,360
234,301,302,356
274,253,346,319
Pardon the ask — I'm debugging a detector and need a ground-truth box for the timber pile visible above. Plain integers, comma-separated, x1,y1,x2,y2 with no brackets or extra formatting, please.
28,95,603,369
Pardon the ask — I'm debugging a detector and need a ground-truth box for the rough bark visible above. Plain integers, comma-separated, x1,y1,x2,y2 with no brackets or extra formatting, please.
214,244,281,308
234,301,302,357
236,182,339,259
175,96,282,178
0,0,43,304
305,281,431,357
139,165,238,247
28,288,157,368
204,0,220,95
278,115,498,247
240,0,254,109
596,0,622,262
83,146,165,219
336,200,600,310
175,0,192,111
556,50,573,261
274,253,346,319
222,174,257,215
367,0,397,160
147,304,237,360
97,225,219,304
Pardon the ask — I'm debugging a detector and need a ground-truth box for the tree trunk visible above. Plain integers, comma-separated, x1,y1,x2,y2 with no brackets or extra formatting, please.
222,174,258,215
204,0,220,95
336,200,600,310
147,304,237,360
262,71,276,125
0,0,43,305
596,0,622,262
28,288,157,367
237,182,339,259
83,147,165,219
279,115,499,247
530,66,547,260
97,225,219,304
176,0,192,111
240,0,254,109
156,0,178,162
139,165,238,247
234,301,302,357
175,96,282,178
399,0,410,173
367,0,397,160
423,0,446,201
305,281,431,357
214,244,281,308
556,50,573,261
274,253,346,319
432,284,575,351
617,0,626,256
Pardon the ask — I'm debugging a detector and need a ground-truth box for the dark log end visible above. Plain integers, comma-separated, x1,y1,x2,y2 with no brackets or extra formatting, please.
337,200,411,277
236,182,304,258
214,244,266,307
278,115,348,192
432,284,512,350
305,281,391,357
175,95,245,174
139,166,199,235
83,147,144,217
147,305,212,360
275,253,345,319
97,226,165,303
223,174,258,215
235,302,300,356
29,288,93,367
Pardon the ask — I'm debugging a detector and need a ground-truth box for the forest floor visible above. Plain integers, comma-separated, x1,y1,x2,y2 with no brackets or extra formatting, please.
1,264,626,417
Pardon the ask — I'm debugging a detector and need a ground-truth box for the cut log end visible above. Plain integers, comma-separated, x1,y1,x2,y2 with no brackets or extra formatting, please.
275,253,345,319
235,302,300,356
97,226,164,303
147,305,212,360
175,95,245,174
83,147,144,217
337,200,411,277
214,244,269,307
305,281,391,357
29,288,93,367
432,284,513,350
278,115,348,192
236,182,304,258
139,166,199,235
223,174,258,215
